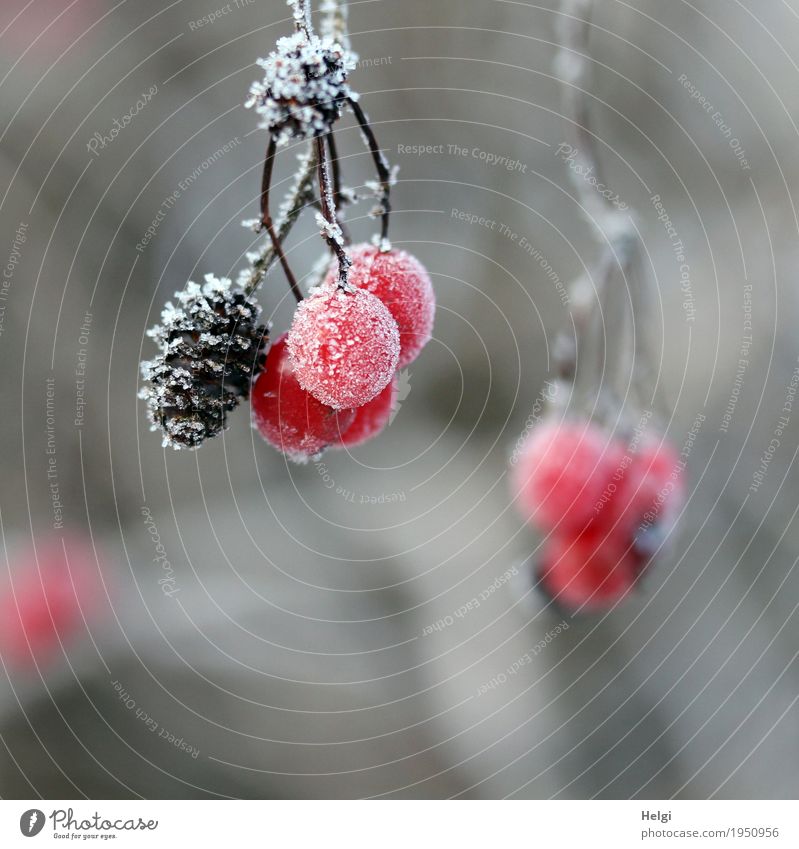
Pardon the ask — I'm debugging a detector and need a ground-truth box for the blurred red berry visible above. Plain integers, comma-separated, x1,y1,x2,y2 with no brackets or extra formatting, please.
612,437,683,531
252,334,356,461
2,0,102,51
511,421,626,533
611,437,684,560
0,536,102,668
325,244,435,367
537,527,641,611
287,283,399,409
334,374,398,449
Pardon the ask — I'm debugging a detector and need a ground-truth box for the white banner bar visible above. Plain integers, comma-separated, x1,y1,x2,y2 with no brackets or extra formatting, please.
1,800,797,847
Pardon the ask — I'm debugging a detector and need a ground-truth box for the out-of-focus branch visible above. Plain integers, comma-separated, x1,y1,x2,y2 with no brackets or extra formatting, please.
320,0,350,49
553,0,665,419
555,0,630,242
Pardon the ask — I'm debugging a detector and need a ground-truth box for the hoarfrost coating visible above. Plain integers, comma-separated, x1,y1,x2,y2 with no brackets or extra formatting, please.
245,31,356,146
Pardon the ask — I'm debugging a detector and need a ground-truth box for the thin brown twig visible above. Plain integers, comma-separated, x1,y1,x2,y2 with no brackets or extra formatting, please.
348,97,392,243
259,137,303,302
244,144,317,298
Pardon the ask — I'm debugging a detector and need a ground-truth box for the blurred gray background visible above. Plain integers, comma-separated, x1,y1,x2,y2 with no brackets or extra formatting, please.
1,0,798,798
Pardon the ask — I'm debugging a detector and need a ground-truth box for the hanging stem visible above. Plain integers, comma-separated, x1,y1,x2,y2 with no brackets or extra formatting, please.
348,98,392,243
244,144,317,298
259,137,303,302
555,0,635,398
291,0,312,35
315,135,350,287
320,0,350,47
557,0,621,236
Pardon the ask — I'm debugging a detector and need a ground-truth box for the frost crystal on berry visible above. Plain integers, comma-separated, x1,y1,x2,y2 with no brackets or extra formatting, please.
246,31,355,146
139,275,268,450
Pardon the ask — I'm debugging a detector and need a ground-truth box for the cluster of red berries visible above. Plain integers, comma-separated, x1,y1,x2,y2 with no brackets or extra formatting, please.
252,244,435,461
510,420,684,611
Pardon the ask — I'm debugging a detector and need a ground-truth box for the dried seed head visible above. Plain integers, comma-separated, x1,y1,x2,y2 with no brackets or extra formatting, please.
246,31,356,146
139,275,268,450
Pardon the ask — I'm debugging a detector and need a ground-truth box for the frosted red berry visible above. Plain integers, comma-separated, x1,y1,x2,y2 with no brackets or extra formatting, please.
537,527,642,611
511,421,626,533
252,334,356,461
334,374,398,449
325,244,435,368
287,283,399,409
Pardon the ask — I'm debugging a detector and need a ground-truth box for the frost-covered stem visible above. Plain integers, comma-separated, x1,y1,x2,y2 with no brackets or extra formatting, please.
244,144,317,298
349,98,392,243
326,130,351,244
315,135,351,287
290,0,313,35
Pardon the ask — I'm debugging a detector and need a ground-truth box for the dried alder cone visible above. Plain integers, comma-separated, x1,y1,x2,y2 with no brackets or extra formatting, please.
140,276,268,450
